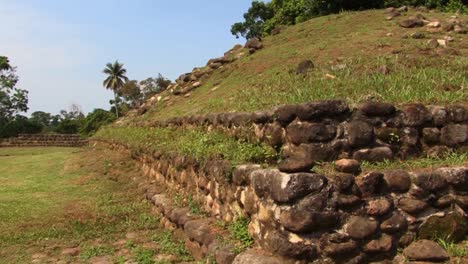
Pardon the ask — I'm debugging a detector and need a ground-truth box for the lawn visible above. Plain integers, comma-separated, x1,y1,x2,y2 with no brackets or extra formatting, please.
0,147,191,264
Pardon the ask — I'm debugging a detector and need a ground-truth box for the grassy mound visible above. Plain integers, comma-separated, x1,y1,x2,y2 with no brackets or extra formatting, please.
135,9,466,122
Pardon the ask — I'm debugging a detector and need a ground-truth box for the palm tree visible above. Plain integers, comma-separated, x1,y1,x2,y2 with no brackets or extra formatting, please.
102,61,129,117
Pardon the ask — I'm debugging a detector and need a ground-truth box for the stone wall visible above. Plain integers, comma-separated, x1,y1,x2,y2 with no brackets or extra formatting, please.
99,140,467,263
139,100,467,174
0,134,87,147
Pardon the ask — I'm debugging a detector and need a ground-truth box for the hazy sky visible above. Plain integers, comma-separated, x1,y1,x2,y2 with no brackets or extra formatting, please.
0,0,252,114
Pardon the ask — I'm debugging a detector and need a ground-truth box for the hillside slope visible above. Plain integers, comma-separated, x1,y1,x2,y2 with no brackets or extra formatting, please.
127,8,467,123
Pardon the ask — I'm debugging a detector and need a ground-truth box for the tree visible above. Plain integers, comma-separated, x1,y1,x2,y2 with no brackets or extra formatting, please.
0,56,29,121
30,111,52,129
140,73,171,100
103,61,129,118
120,80,143,107
80,109,116,136
231,1,275,39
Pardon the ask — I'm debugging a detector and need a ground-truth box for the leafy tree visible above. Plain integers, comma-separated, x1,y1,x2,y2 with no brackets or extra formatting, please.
120,80,143,107
140,73,171,99
80,109,116,136
231,1,275,39
103,60,129,118
30,111,52,130
0,56,28,121
54,118,82,134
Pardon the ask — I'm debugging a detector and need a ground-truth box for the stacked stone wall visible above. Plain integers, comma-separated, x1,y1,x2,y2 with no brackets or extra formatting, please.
0,134,87,147
98,140,467,263
140,100,467,174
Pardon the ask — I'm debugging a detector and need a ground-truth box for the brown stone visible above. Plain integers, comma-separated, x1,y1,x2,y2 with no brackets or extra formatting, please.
383,170,411,192
363,234,394,253
323,240,358,257
296,100,349,121
402,104,431,126
345,121,374,148
380,212,408,233
414,172,447,192
399,18,424,28
398,197,428,214
232,249,291,264
286,121,336,144
262,229,318,259
280,209,340,233
346,216,379,239
359,102,396,116
244,38,263,50
355,172,384,197
278,158,314,173
367,198,393,216
331,172,355,192
215,246,237,264
296,60,314,74
353,147,393,162
403,240,449,262
436,167,468,191
422,128,440,145
335,159,361,174
274,105,299,126
337,195,362,208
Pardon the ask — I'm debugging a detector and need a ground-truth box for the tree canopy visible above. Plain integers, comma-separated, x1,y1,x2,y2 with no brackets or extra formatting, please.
103,60,129,117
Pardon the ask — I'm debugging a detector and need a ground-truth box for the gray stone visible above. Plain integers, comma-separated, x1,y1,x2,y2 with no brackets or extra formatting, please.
436,167,468,191
403,240,449,261
346,216,379,239
232,250,288,264
286,121,336,144
440,124,467,146
252,169,326,203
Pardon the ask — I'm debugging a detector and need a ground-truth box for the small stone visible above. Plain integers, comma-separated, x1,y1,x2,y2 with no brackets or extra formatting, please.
383,170,411,192
427,38,439,48
335,159,361,174
398,197,428,214
403,240,449,261
61,247,80,256
399,18,424,28
363,234,394,253
367,198,392,216
346,216,379,239
411,32,425,39
426,21,441,28
296,60,314,74
380,212,408,233
437,39,447,47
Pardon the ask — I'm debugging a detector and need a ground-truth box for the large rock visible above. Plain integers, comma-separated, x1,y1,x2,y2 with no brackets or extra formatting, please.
244,38,264,50
345,121,374,148
278,158,314,173
403,240,449,262
380,212,408,234
335,159,361,174
436,167,468,191
399,18,424,28
359,102,396,116
286,121,336,144
367,198,393,216
355,172,384,197
418,212,467,242
232,249,289,264
280,209,340,233
440,124,468,146
353,146,393,162
262,229,318,259
397,197,428,214
414,172,447,192
232,164,261,186
251,169,326,203
296,100,349,121
345,216,379,239
402,104,431,126
383,170,411,192
363,234,394,253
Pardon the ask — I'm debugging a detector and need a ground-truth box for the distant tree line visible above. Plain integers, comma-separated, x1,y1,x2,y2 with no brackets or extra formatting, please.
1,56,170,139
232,0,467,39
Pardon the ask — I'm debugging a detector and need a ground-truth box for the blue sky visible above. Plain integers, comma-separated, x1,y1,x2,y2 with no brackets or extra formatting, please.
0,0,253,114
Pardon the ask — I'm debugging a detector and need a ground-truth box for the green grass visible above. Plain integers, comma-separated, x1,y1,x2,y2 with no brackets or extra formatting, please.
152,230,192,260
227,216,254,253
131,9,467,123
0,146,191,263
94,126,278,165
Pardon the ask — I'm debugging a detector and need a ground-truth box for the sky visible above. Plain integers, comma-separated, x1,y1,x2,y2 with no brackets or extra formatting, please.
0,0,253,115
